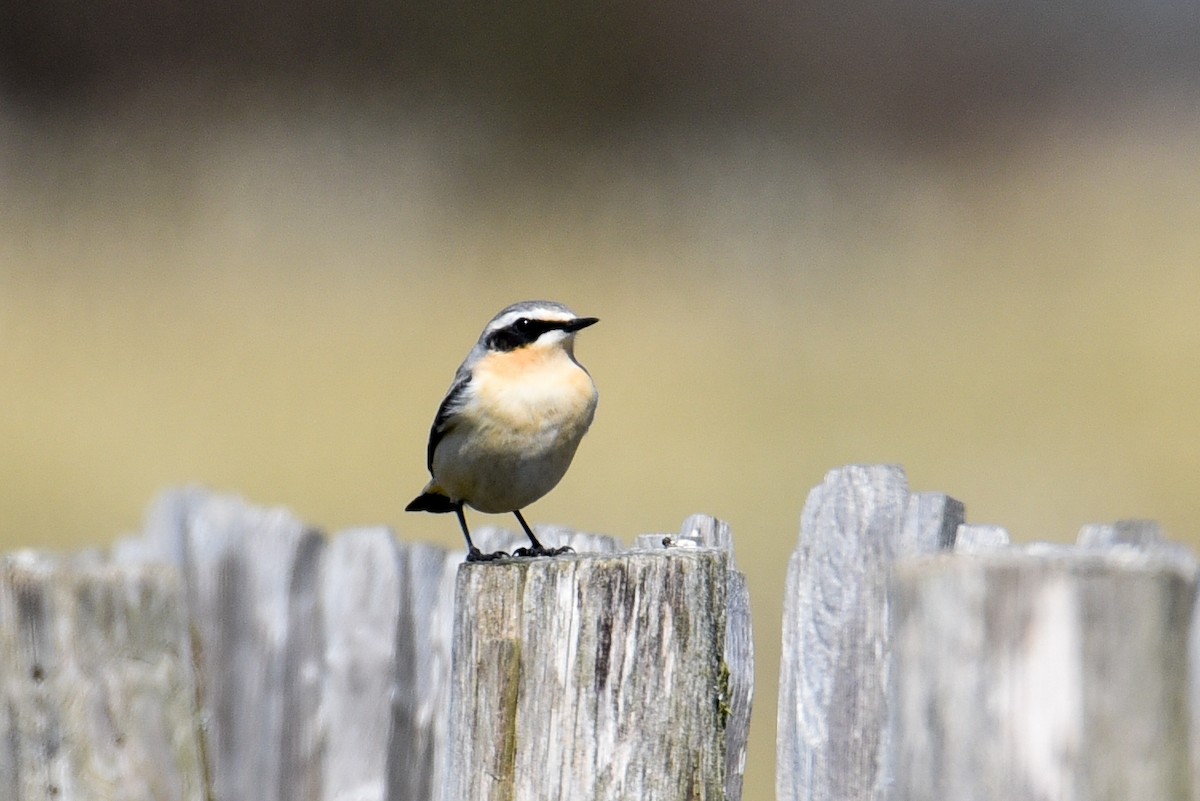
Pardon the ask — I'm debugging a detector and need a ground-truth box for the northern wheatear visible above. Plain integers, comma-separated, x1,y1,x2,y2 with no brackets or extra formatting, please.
405,300,599,561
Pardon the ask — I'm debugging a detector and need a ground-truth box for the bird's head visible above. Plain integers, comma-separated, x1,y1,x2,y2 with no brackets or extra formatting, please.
479,301,599,354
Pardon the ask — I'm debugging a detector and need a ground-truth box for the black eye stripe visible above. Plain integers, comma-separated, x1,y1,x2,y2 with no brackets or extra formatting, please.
485,318,568,351
517,318,560,337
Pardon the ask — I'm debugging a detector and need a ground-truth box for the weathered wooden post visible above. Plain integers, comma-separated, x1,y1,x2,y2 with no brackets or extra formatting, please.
159,491,327,801
0,553,207,801
382,541,461,801
678,515,755,801
443,517,751,801
321,529,461,801
775,464,963,801
891,543,1197,800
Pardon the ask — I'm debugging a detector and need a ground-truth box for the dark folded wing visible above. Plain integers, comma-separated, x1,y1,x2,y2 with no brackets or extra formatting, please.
427,369,471,473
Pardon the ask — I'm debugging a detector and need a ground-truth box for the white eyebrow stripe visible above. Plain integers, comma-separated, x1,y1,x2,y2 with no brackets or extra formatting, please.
484,308,577,334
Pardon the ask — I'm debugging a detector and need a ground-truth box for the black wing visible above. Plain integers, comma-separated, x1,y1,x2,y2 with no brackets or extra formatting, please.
426,369,471,473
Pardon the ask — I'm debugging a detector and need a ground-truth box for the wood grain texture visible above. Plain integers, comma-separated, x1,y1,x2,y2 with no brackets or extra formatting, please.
0,553,206,801
385,541,460,801
181,492,327,801
444,547,734,801
320,527,406,801
121,490,745,801
126,489,468,801
678,514,753,801
776,465,962,801
892,549,1196,801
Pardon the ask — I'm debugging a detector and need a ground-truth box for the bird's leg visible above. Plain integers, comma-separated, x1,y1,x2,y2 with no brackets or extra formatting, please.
512,509,574,557
457,503,507,562
514,509,547,551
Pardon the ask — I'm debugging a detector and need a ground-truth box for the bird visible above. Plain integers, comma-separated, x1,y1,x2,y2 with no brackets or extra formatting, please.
405,300,599,561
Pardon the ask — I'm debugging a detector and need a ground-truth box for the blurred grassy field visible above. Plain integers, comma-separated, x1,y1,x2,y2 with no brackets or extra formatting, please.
3,95,1200,794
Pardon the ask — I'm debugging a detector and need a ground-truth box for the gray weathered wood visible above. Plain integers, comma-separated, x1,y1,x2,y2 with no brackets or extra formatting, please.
316,528,462,801
134,490,328,801
196,497,325,801
116,485,213,568
776,464,962,801
386,541,460,801
1077,519,1199,578
1075,520,1200,801
99,489,754,801
125,489,472,801
123,489,723,801
320,528,406,801
891,550,1196,801
1077,519,1163,549
444,548,734,801
0,553,206,801
954,523,1011,552
901,492,964,556
679,514,754,801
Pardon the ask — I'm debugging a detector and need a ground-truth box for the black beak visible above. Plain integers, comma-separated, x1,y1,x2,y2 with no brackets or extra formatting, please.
562,316,599,332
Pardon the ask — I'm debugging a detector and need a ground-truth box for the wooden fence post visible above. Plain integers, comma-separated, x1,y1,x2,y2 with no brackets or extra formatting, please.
383,541,460,801
171,492,326,801
0,553,207,801
891,544,1197,801
775,464,963,801
680,514,755,801
123,488,467,801
321,528,407,801
633,516,754,801
442,518,750,801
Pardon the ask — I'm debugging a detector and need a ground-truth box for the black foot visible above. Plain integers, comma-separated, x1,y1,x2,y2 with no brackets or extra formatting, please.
512,545,575,558
465,547,509,563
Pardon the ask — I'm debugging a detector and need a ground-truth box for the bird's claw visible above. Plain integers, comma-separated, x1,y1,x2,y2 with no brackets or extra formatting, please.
466,547,509,563
513,545,574,558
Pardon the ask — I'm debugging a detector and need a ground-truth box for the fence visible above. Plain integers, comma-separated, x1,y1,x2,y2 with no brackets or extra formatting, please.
1,465,1196,800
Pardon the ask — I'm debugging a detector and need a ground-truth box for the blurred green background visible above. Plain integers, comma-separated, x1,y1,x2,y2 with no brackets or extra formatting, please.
3,0,1199,794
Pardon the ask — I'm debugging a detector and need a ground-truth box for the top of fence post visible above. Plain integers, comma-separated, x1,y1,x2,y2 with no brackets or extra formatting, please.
776,464,963,801
891,539,1197,801
442,514,752,801
0,553,207,801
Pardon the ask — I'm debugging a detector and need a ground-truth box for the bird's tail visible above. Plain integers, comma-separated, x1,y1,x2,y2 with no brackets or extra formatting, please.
405,486,457,514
